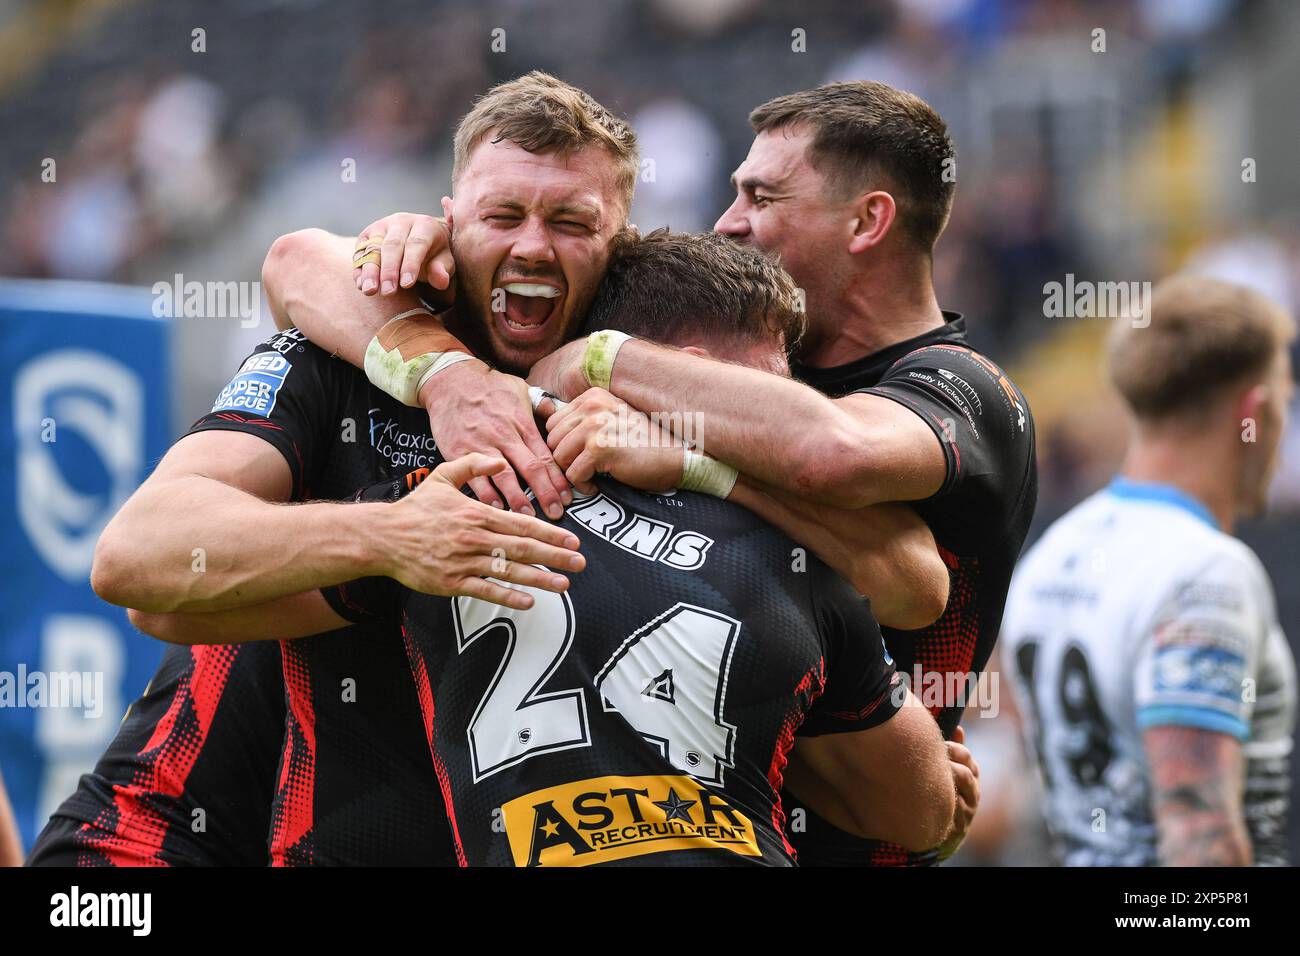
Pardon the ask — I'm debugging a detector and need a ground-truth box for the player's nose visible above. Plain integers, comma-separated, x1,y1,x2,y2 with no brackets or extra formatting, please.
510,215,557,266
714,199,750,238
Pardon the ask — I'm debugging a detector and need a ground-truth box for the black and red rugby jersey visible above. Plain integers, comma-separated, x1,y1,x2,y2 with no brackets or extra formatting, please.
789,312,1038,866
27,641,284,867
181,327,454,866
327,477,903,868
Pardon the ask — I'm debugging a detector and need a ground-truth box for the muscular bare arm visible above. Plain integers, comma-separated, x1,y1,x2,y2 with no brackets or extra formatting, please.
785,690,955,852
532,337,948,510
542,387,949,628
91,430,380,613
264,229,426,364
728,478,948,629
91,438,582,615
129,590,348,645
1143,726,1251,866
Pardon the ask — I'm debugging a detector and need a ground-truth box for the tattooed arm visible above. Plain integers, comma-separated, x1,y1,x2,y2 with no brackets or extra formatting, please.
1134,549,1274,868
1143,726,1251,866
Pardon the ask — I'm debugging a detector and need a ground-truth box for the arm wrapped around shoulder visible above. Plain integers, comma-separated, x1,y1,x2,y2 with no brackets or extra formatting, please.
788,690,956,852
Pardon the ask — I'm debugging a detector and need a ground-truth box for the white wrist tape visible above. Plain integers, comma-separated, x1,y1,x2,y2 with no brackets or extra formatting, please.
414,352,476,399
528,386,567,413
364,334,475,406
679,449,738,499
581,330,633,389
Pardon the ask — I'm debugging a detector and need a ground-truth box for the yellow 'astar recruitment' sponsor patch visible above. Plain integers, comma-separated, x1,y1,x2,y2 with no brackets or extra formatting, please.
502,774,762,867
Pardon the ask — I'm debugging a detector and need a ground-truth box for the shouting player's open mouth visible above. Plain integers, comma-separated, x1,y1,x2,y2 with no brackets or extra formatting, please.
498,280,563,343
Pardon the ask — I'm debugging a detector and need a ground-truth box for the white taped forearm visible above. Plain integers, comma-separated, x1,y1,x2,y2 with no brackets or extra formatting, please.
364,331,474,406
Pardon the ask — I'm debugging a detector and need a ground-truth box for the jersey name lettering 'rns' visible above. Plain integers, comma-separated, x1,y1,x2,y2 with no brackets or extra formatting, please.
567,490,713,571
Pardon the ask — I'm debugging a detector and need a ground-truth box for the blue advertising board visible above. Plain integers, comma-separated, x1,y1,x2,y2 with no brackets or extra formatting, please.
0,279,169,849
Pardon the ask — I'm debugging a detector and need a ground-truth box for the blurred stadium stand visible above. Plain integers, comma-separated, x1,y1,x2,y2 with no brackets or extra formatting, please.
1,0,1298,863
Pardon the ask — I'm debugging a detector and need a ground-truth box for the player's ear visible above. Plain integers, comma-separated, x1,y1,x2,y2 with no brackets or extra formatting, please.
1238,382,1269,427
848,191,896,256
441,195,454,231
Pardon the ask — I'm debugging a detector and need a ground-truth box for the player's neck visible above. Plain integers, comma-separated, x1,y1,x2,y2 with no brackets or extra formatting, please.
1120,432,1239,533
443,304,500,367
798,259,945,368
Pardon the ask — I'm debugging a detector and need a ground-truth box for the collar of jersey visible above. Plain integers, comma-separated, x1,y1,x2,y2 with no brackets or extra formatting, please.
1106,477,1218,529
790,311,966,392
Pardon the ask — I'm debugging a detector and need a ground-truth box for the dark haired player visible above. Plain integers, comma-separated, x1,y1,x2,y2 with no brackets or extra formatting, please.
324,471,949,866
526,82,1034,865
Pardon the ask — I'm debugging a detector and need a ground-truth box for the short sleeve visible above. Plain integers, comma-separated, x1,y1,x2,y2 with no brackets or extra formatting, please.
858,343,1033,505
184,327,345,500
1134,550,1268,741
798,561,903,736
321,576,405,626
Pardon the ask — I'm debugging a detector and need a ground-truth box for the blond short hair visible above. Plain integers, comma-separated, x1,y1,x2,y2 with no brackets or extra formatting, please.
1108,275,1294,422
452,71,638,213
